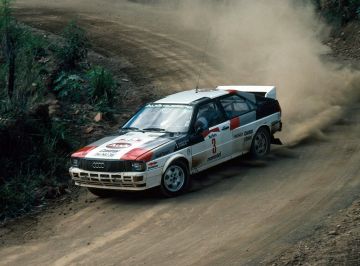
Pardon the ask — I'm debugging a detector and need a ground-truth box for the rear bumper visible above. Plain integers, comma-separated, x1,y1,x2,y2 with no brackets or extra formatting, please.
69,167,161,191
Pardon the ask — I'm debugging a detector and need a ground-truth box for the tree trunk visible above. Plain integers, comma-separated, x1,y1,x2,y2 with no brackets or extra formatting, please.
7,48,15,99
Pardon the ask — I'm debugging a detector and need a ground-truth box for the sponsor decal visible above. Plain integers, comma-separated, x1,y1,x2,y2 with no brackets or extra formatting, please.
71,146,97,158
176,139,190,150
118,137,142,142
148,161,158,170
95,149,118,158
234,132,243,138
202,127,220,138
230,117,241,130
208,152,222,162
106,142,132,149
244,129,253,136
208,133,218,139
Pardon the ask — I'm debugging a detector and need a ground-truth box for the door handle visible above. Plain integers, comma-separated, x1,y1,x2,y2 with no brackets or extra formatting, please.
222,126,230,131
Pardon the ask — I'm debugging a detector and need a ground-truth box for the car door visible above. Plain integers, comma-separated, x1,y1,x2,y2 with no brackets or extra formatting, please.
219,95,257,156
190,101,232,171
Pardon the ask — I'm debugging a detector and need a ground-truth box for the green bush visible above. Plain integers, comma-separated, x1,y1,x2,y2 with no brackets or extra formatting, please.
1,0,48,115
53,72,85,102
88,66,115,104
0,173,45,219
313,0,360,25
57,20,89,70
88,66,116,117
0,28,48,116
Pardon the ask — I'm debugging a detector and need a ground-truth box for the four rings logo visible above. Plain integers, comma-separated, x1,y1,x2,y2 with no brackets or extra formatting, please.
106,142,132,149
92,161,105,169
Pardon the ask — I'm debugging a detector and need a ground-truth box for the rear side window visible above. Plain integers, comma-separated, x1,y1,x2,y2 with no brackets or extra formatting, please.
220,95,251,118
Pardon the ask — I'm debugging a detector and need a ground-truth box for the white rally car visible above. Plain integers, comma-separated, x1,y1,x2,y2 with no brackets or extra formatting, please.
70,86,282,197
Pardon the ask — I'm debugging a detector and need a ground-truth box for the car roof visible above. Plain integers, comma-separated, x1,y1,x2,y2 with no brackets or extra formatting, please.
155,89,228,105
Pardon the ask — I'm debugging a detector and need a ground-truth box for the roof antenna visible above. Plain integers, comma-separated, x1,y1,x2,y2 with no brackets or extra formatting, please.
195,27,212,93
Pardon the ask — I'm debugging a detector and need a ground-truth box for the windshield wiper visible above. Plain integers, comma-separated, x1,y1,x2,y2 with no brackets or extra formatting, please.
121,127,142,131
143,127,167,132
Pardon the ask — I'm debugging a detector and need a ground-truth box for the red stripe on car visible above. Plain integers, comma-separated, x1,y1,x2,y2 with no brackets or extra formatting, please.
230,117,240,130
227,89,237,94
121,148,153,162
71,146,97,158
202,127,220,138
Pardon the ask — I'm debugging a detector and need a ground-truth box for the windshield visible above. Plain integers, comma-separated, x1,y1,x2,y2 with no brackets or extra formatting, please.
123,104,193,133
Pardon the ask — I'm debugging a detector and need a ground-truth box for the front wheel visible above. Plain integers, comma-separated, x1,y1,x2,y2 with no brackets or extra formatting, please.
160,160,189,197
250,127,271,159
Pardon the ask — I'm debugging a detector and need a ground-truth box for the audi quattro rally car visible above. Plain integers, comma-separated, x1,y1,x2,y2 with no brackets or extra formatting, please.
70,86,282,197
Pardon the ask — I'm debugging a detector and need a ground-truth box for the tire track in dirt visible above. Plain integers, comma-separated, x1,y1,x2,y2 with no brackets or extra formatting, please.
15,8,231,93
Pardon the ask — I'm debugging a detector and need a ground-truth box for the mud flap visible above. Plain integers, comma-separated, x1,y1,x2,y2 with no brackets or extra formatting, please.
271,137,283,145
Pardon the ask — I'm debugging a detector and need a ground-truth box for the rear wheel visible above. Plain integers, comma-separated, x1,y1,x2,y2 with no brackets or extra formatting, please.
87,187,115,198
160,160,189,197
250,127,271,159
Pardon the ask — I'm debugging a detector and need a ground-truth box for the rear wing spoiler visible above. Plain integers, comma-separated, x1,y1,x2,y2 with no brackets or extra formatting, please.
216,86,277,100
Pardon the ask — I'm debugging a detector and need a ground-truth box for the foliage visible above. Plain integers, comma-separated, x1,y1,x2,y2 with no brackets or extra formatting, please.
0,1,72,220
53,72,85,102
88,66,115,104
0,0,48,115
87,66,116,118
0,2,118,221
0,173,45,219
312,0,360,25
0,113,73,219
57,20,89,70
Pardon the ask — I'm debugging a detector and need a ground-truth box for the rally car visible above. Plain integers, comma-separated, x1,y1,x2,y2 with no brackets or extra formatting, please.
69,86,282,197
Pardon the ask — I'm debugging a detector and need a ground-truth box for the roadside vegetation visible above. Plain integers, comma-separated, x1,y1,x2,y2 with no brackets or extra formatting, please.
312,0,360,25
0,0,120,221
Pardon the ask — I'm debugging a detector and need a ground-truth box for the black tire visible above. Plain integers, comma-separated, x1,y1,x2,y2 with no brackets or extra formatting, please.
160,160,190,197
87,187,115,198
250,127,271,159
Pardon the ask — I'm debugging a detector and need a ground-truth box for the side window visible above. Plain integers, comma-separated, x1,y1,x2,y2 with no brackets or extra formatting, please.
220,95,252,118
195,101,224,130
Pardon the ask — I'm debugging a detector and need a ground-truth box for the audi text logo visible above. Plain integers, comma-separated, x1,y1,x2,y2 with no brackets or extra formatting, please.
92,161,105,169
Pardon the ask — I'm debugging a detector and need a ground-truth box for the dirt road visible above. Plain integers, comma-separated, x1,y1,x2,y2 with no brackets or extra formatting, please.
1,1,359,265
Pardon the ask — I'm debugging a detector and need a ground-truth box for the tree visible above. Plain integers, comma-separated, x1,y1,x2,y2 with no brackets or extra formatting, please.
0,0,19,99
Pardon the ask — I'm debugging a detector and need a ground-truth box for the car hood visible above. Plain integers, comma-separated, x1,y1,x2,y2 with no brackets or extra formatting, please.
72,131,177,162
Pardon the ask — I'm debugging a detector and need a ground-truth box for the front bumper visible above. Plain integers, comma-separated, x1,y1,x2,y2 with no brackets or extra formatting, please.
69,167,157,191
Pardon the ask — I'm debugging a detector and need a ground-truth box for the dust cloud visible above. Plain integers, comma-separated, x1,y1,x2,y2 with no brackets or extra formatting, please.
175,0,360,144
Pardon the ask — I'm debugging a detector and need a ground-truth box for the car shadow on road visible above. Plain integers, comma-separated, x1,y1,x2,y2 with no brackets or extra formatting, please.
98,146,298,202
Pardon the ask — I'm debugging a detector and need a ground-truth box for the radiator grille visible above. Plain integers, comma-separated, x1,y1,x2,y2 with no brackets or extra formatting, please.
78,159,132,172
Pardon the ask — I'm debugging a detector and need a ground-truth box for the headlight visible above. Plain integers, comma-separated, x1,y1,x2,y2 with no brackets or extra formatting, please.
131,161,146,172
71,158,79,167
